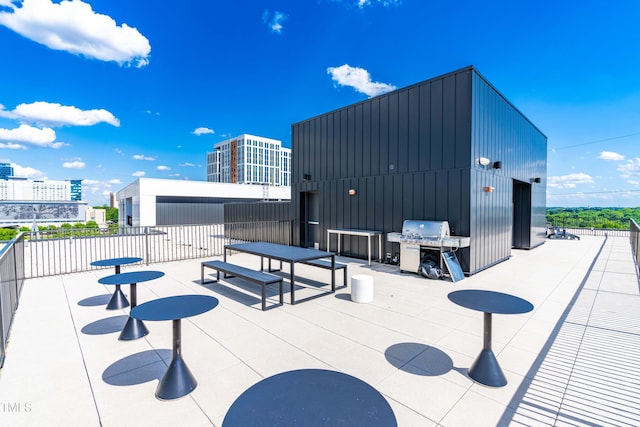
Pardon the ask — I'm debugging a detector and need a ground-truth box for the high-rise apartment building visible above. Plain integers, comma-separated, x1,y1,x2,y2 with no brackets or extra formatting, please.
206,134,290,187
0,162,14,180
0,178,83,201
70,179,82,201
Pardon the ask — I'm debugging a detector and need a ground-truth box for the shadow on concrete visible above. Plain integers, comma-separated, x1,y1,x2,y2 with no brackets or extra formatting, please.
78,294,111,307
81,315,128,335
385,342,459,377
102,349,172,386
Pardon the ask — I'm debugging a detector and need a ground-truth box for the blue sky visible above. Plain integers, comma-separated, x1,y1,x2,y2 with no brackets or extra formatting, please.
0,0,639,207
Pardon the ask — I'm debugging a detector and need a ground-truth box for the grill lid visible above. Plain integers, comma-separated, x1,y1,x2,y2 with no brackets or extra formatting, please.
401,220,450,239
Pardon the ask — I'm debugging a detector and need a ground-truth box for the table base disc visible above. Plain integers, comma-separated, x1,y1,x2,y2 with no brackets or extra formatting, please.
106,287,130,310
118,317,149,341
468,349,507,387
156,356,197,400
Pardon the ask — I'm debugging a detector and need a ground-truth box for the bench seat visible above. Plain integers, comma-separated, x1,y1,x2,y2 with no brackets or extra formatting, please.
301,259,347,286
201,260,283,311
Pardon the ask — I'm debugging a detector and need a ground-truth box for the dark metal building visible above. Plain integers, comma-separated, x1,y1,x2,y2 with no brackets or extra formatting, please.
291,66,547,274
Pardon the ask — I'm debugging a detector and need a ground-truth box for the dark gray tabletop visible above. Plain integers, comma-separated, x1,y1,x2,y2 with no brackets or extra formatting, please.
226,242,334,263
223,368,396,427
130,295,219,321
91,257,142,268
448,289,533,314
98,270,164,286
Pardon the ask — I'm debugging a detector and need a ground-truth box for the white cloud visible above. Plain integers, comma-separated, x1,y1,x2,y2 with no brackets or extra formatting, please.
82,179,100,185
356,0,402,7
598,151,624,161
0,0,151,67
262,10,287,34
132,154,155,161
547,173,594,189
0,101,120,127
327,64,396,97
9,162,46,179
0,142,26,149
132,171,145,177
62,160,85,169
0,124,65,148
157,165,170,171
192,127,214,136
618,158,640,178
108,178,121,184
180,162,195,167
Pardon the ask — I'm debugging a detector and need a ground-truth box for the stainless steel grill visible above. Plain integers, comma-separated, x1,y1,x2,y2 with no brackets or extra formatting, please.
387,220,470,276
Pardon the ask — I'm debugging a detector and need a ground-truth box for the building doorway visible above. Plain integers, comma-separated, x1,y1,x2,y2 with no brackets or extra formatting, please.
512,180,532,249
300,191,320,248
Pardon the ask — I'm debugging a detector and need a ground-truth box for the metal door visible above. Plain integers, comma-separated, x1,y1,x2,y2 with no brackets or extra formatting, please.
300,191,320,248
512,180,532,249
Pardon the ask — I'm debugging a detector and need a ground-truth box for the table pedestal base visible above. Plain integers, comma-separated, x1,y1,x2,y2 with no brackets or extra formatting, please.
156,355,197,400
118,317,149,340
468,349,507,387
106,285,129,310
156,319,197,400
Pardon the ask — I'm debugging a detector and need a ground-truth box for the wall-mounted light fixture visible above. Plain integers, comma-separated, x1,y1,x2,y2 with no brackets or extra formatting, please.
303,174,311,181
493,161,502,170
477,157,491,166
532,177,541,183
483,186,494,193
348,189,357,196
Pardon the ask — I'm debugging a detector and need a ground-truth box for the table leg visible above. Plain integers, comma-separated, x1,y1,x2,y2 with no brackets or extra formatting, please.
290,262,296,305
156,319,198,400
119,283,149,340
106,284,129,310
378,234,382,263
467,312,507,387
368,236,372,265
327,230,330,253
331,255,336,292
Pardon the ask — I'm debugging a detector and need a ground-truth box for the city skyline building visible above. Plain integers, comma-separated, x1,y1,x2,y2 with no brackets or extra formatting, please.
0,162,14,180
206,134,291,187
70,179,82,201
0,178,83,201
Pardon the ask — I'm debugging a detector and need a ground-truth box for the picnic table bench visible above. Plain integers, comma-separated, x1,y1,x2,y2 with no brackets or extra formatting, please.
300,259,348,286
201,260,283,311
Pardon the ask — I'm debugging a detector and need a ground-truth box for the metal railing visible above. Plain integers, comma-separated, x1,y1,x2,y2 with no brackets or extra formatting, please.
23,221,292,279
0,233,25,367
630,219,640,273
556,226,630,238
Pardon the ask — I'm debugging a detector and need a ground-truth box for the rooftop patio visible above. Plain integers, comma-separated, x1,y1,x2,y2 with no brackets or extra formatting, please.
0,235,638,426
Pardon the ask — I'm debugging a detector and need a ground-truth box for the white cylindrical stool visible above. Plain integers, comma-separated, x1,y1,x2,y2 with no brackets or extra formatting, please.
351,274,374,303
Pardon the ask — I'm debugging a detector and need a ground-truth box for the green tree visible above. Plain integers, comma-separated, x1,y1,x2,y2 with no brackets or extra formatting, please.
0,228,18,241
93,205,118,223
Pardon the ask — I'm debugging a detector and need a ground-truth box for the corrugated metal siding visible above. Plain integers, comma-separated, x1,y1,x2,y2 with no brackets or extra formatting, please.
292,66,546,274
156,197,225,225
469,72,547,272
224,201,292,223
292,68,474,267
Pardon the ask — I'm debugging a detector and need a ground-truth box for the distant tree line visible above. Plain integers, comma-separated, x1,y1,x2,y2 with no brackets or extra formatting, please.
546,207,640,230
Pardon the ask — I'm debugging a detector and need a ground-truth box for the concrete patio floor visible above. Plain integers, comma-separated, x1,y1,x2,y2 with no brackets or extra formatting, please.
1,235,639,426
